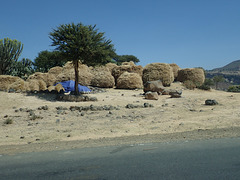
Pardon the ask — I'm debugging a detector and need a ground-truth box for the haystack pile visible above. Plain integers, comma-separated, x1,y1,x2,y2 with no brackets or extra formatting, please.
105,63,118,74
91,66,115,88
56,61,93,86
170,63,181,80
28,79,47,92
27,72,56,87
6,77,28,92
116,72,143,89
112,62,143,83
142,63,174,87
177,68,205,86
48,66,63,76
0,75,25,91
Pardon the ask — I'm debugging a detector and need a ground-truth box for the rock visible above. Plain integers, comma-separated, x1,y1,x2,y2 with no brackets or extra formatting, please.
38,105,49,110
169,90,182,98
116,72,143,89
126,104,138,109
143,80,164,94
143,103,154,108
205,99,218,105
145,91,159,100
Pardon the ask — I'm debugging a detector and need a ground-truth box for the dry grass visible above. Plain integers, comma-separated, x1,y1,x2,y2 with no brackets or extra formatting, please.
142,63,174,87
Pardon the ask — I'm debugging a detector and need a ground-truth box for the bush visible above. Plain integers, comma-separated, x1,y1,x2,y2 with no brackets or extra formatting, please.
183,80,196,90
197,78,213,90
197,84,211,90
228,85,240,92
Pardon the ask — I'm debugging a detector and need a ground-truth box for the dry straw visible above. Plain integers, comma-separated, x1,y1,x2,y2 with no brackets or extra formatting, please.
143,63,174,87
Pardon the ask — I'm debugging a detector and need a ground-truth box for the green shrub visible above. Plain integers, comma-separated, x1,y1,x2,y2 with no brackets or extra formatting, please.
198,84,211,90
228,85,240,92
183,80,196,90
197,78,213,91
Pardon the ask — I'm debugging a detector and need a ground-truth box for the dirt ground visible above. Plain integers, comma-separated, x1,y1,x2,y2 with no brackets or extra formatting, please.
1,82,240,155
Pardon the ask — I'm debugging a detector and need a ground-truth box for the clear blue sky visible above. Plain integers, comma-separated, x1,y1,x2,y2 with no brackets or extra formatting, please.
1,0,240,70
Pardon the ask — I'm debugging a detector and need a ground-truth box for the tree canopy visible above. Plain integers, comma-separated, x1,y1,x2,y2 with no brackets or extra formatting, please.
49,23,116,66
34,50,67,72
0,38,23,75
113,55,140,65
49,22,116,94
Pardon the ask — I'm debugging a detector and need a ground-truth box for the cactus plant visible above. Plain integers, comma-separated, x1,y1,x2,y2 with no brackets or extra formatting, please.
0,38,23,75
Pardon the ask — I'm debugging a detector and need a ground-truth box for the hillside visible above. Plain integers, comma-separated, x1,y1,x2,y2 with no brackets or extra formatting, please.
210,60,240,73
206,60,240,86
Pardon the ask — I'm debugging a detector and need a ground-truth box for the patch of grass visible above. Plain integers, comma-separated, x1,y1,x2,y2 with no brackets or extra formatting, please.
4,118,13,125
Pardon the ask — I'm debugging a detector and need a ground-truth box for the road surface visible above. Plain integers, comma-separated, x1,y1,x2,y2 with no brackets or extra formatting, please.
0,137,240,180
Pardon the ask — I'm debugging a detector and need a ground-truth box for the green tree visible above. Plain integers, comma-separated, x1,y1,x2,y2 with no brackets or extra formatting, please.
113,55,139,65
213,75,225,89
49,23,116,94
34,50,67,72
0,38,23,75
7,58,34,79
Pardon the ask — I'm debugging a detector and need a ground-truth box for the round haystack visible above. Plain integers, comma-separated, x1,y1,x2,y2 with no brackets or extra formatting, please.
28,79,47,92
116,72,143,89
112,64,143,83
142,63,174,87
56,63,93,86
56,70,75,82
121,61,135,66
170,63,181,80
27,72,56,87
177,68,205,86
28,80,40,92
8,78,27,92
105,63,118,74
62,61,74,71
91,66,115,88
48,66,63,76
77,64,94,86
0,75,23,91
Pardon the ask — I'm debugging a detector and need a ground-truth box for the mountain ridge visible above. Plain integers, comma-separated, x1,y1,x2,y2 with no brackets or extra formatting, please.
210,59,240,72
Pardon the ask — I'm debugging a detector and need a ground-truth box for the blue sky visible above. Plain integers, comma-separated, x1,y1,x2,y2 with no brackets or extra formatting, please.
1,0,240,70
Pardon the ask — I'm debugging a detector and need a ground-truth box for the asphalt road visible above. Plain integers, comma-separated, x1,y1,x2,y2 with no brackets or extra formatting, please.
0,137,240,180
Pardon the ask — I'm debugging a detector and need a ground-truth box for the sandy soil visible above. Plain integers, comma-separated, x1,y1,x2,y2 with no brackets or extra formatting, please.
1,83,240,155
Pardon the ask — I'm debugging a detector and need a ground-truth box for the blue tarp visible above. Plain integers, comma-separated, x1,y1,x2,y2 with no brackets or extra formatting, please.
55,80,91,93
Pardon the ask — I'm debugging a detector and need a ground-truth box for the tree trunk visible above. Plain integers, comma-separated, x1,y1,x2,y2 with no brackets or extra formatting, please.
74,60,80,95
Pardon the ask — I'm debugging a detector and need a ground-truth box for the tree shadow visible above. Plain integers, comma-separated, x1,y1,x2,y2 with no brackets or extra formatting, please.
25,91,61,102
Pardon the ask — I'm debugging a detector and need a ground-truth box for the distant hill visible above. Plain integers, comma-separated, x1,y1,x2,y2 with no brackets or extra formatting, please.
210,60,240,72
206,60,240,87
